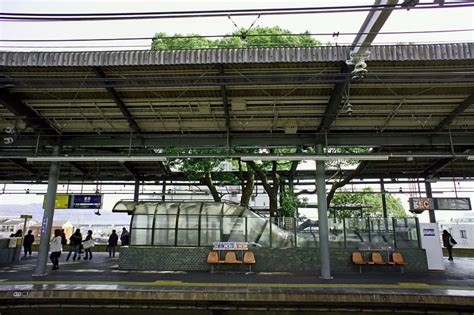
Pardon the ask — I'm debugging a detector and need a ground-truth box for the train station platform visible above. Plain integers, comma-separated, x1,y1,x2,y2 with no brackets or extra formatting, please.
0,252,473,315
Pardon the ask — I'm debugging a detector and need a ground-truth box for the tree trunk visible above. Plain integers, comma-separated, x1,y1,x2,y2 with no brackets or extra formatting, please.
240,172,255,207
203,171,221,202
247,160,279,217
326,160,369,207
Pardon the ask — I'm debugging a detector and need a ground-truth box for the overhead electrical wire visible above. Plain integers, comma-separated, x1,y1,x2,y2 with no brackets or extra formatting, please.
1,28,472,43
0,1,473,22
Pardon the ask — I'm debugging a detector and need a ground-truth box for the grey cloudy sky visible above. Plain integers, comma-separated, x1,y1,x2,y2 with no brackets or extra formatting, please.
1,0,473,50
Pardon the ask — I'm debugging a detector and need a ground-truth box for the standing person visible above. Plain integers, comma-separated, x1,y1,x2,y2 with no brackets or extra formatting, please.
120,227,130,246
12,229,23,237
108,230,118,258
66,229,82,261
442,230,457,261
83,230,94,260
49,229,62,270
60,229,67,246
23,230,35,257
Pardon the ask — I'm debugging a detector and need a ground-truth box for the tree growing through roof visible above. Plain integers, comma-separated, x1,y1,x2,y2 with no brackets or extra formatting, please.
154,27,320,215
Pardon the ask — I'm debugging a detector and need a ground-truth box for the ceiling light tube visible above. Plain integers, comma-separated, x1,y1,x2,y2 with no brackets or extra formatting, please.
240,155,389,161
27,156,167,162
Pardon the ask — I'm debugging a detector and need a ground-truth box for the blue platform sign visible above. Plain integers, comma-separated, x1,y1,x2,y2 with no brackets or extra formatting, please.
69,194,102,209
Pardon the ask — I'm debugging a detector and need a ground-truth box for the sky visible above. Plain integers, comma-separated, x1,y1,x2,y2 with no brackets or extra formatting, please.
0,1,473,223
1,0,473,51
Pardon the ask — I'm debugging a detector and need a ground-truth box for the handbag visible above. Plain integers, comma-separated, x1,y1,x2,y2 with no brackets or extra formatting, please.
83,239,95,249
449,237,457,246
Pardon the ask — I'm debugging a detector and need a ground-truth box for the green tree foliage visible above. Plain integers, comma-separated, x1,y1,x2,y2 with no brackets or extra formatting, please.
166,148,238,202
152,32,214,50
330,187,407,219
280,191,308,217
151,26,321,50
218,27,320,48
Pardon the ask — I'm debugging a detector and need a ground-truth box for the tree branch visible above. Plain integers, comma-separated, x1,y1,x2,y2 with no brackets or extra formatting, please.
326,161,369,207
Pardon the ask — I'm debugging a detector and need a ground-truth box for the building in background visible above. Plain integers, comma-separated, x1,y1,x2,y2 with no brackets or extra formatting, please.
439,214,474,248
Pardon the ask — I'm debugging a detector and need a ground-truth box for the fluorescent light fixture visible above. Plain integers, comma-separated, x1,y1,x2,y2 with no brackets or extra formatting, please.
467,156,474,161
27,156,167,162
240,155,389,161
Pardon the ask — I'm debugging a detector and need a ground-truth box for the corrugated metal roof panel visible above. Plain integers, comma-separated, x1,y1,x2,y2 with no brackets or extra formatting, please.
1,44,471,67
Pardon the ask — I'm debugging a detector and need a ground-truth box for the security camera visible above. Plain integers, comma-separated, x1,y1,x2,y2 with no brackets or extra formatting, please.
346,103,353,116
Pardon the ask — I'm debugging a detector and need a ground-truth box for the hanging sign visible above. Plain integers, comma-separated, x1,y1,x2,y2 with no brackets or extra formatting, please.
435,198,471,211
43,194,70,209
69,194,103,209
42,194,103,209
409,197,471,213
409,197,434,213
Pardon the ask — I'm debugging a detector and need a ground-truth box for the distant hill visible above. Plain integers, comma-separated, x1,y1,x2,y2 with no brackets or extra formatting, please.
0,203,130,225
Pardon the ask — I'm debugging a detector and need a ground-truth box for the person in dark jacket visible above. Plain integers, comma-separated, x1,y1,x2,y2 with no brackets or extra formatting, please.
442,229,457,261
120,227,130,246
108,230,119,258
23,230,35,257
60,229,67,246
66,229,82,261
11,229,23,237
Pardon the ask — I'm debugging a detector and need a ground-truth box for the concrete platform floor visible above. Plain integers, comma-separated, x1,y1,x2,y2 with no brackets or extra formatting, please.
0,252,473,314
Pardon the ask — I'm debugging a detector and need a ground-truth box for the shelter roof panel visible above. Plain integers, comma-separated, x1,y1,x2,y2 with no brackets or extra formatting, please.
1,44,472,68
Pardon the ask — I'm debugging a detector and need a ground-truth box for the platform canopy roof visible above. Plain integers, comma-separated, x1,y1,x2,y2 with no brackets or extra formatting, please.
0,44,473,182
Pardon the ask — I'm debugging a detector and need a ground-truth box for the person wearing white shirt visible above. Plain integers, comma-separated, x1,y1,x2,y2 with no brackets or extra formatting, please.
49,229,63,270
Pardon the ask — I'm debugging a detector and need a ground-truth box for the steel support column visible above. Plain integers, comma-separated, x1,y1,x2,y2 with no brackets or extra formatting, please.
425,181,436,223
133,179,140,202
316,144,331,279
33,146,60,276
381,178,388,218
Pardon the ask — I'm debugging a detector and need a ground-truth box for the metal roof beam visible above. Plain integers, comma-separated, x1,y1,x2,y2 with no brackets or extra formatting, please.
421,157,454,177
0,89,58,136
350,0,399,56
317,63,349,133
3,132,474,149
68,162,87,176
121,161,140,178
7,158,37,175
434,93,474,132
93,67,141,134
219,65,231,143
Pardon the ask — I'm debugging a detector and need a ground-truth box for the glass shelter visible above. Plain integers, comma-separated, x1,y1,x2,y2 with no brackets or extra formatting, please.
113,201,420,249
